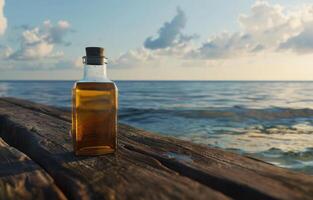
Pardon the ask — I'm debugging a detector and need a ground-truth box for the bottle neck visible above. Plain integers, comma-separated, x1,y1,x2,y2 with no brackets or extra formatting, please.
82,64,110,82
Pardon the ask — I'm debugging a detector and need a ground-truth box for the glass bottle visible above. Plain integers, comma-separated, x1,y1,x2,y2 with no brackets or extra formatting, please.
72,47,118,155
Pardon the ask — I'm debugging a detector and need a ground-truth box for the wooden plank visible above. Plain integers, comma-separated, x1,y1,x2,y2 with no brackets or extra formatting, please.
0,98,230,200
0,97,313,200
0,137,66,200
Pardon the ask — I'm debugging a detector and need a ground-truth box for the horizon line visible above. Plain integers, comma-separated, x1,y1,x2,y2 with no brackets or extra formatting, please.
2,79,313,82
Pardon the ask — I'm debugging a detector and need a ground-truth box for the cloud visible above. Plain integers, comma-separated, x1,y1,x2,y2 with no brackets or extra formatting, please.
10,27,55,60
144,7,194,50
239,1,287,34
43,20,72,45
0,45,12,58
188,32,255,59
112,8,198,68
0,55,81,71
111,1,313,70
279,21,313,53
190,1,313,59
109,48,156,68
0,0,6,35
6,1,313,72
9,20,71,60
54,57,83,69
0,19,74,71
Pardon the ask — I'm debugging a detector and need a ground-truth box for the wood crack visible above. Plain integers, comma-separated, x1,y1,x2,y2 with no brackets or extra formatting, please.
0,115,95,200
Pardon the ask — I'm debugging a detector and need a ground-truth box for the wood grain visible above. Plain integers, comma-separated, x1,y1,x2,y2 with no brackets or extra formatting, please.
0,97,313,200
0,98,229,200
0,137,66,200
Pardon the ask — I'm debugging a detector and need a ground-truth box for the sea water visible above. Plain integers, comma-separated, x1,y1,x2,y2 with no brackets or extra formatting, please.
1,80,313,174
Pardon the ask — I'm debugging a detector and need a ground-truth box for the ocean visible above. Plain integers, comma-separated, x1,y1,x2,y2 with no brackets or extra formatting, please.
0,80,313,174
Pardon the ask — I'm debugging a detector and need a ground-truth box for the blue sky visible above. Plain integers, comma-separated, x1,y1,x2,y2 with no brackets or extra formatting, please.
4,0,253,57
1,0,313,80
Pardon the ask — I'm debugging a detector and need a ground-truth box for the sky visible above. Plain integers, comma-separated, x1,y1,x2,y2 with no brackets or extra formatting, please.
1,0,313,80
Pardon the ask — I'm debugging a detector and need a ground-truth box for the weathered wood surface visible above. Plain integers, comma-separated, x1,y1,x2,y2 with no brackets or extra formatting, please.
0,137,66,200
0,97,313,200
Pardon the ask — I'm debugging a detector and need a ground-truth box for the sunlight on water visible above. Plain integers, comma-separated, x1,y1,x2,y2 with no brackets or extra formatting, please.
0,82,9,97
178,123,313,173
188,131,313,153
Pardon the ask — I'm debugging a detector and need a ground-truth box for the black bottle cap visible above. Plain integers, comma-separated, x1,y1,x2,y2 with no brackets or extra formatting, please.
84,47,105,65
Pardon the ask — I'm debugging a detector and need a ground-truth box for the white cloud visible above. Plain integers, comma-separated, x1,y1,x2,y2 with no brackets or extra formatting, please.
111,1,313,69
191,1,313,59
239,1,287,33
9,20,71,60
0,19,74,71
0,0,6,35
109,48,156,68
22,42,54,59
238,1,304,48
10,27,54,60
23,28,42,43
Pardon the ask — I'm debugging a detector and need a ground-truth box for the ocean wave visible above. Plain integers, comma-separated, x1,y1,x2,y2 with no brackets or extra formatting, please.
119,106,313,121
223,147,313,173
253,147,313,173
260,147,313,159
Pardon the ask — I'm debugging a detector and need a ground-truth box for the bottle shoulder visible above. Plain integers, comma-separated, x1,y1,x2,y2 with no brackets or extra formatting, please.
77,78,113,83
73,81,117,91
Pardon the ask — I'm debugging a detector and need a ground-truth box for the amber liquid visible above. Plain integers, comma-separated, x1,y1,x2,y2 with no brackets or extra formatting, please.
72,82,118,155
